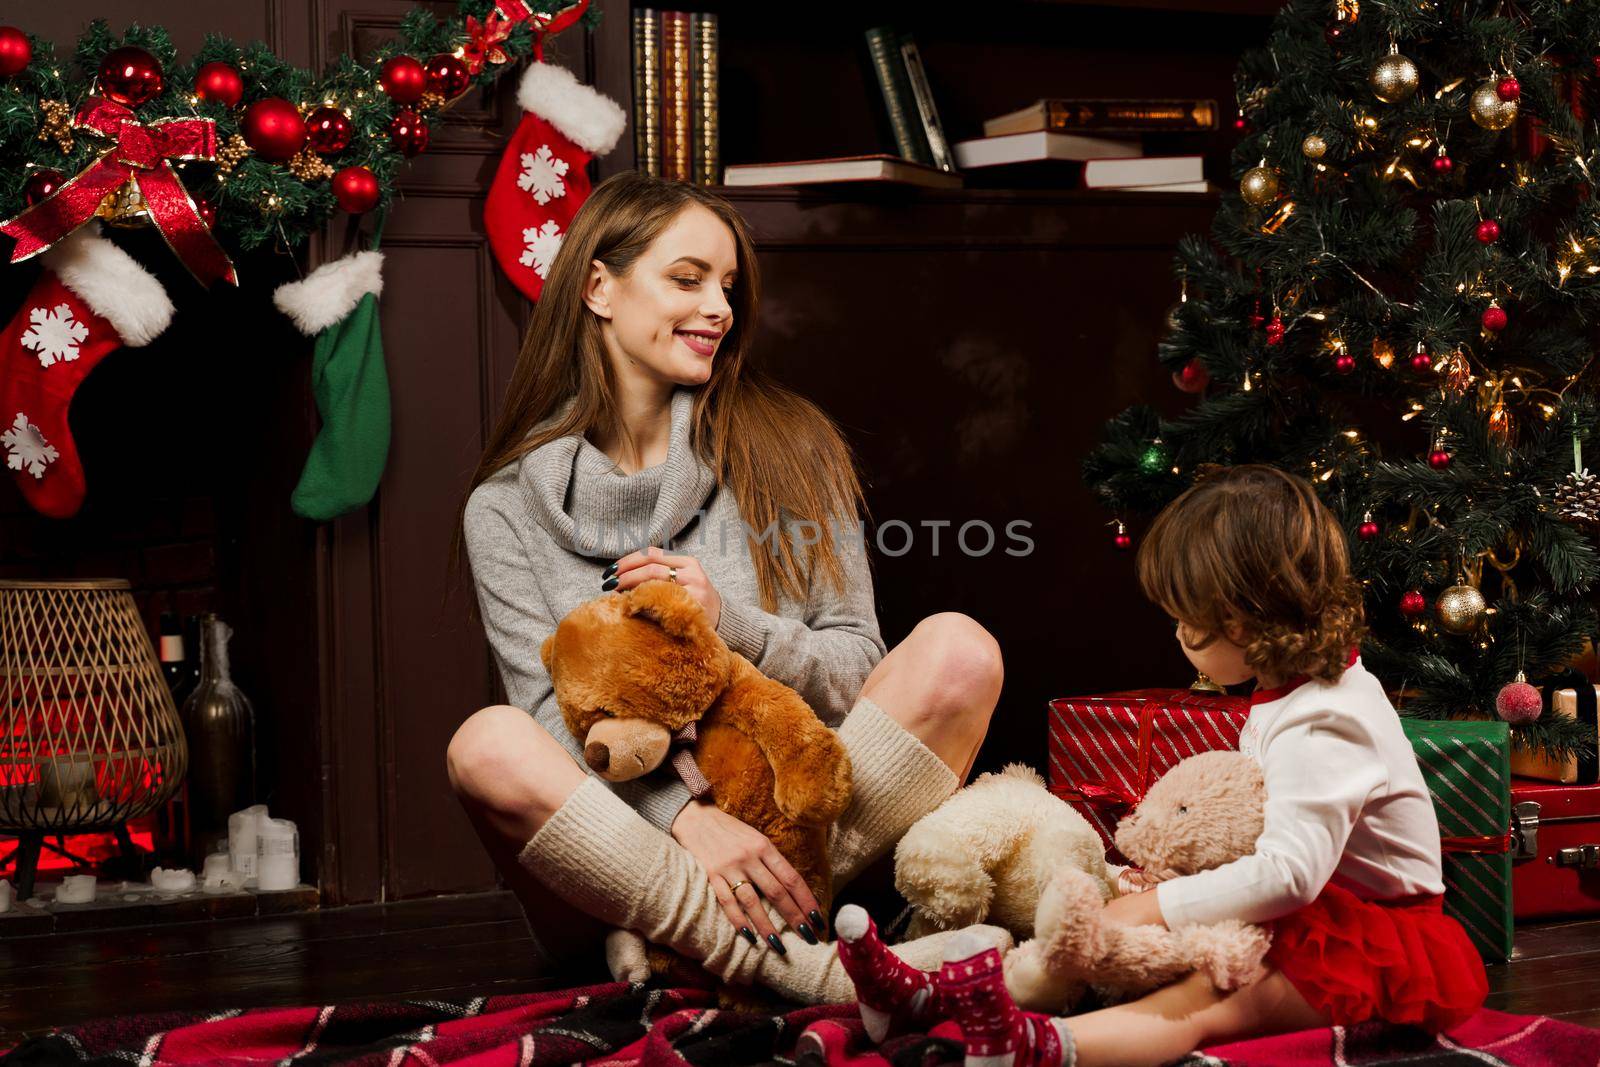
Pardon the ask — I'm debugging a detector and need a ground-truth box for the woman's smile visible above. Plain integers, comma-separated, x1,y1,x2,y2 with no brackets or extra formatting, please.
675,328,722,357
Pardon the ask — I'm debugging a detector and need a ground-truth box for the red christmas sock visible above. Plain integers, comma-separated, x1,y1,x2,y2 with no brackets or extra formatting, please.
834,904,948,1042
0,225,174,518
939,934,1074,1067
483,60,626,302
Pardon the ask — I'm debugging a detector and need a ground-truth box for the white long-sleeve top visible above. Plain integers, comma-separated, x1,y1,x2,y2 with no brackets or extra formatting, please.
1156,657,1445,929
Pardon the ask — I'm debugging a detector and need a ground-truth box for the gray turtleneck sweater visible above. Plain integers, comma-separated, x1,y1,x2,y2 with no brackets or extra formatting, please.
463,387,887,831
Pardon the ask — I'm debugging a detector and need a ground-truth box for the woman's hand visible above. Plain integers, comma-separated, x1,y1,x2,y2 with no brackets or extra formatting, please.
670,798,825,949
606,546,722,629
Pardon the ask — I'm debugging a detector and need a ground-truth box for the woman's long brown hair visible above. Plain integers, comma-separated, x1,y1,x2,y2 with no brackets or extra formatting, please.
453,171,866,609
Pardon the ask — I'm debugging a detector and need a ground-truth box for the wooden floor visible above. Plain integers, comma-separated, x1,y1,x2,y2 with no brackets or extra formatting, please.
3,891,1598,1046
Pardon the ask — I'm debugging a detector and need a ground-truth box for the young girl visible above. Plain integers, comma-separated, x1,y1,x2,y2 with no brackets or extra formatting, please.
829,464,1488,1065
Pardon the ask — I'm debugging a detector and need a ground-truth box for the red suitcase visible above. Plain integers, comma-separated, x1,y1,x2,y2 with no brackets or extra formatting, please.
1511,779,1600,920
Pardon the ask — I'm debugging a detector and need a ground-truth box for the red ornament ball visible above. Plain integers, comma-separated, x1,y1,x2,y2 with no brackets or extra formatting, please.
1431,155,1454,175
332,165,381,213
98,46,164,107
1400,590,1428,617
193,61,243,108
0,26,32,78
241,97,306,161
1495,677,1542,724
1335,353,1357,374
424,52,471,99
1429,448,1453,469
305,106,353,155
22,168,63,206
1358,519,1380,541
1174,359,1210,393
379,55,427,104
1476,219,1501,244
1496,76,1521,102
1482,304,1508,332
1410,349,1433,372
194,195,216,228
388,108,429,156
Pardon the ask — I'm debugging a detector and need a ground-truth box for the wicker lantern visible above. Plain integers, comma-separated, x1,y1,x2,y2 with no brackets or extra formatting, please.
0,580,187,898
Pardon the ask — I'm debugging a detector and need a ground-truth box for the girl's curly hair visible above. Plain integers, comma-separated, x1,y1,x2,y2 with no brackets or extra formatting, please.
1135,465,1366,683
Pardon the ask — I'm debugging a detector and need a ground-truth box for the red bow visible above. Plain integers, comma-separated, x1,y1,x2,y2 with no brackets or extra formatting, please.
492,1,591,61
462,12,514,74
1,97,236,287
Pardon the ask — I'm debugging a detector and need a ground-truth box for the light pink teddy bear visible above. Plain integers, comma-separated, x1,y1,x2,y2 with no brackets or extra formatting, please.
1004,750,1274,1011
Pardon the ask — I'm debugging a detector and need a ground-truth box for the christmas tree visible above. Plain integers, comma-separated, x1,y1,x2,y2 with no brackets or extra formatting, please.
1085,0,1600,759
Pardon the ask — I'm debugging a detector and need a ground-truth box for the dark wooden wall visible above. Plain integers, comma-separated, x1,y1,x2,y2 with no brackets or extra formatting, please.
6,0,1266,905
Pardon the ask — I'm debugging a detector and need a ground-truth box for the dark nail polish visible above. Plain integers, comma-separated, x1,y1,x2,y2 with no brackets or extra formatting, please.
601,577,618,591
808,910,826,933
741,927,757,946
766,933,786,955
602,562,618,578
798,922,818,945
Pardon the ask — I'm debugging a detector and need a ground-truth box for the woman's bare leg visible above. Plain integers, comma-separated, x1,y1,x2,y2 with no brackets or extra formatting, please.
446,704,603,970
857,612,1004,783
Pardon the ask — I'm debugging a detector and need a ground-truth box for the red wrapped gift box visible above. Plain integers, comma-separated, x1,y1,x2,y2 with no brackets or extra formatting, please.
1511,779,1600,920
1047,688,1250,856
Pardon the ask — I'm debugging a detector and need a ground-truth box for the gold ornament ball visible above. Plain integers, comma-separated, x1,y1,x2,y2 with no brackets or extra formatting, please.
1470,81,1518,130
1302,133,1328,159
1370,53,1420,103
1240,166,1280,206
1435,584,1487,633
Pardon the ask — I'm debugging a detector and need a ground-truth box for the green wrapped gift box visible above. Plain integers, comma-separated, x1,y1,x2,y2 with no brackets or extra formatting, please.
1401,718,1514,962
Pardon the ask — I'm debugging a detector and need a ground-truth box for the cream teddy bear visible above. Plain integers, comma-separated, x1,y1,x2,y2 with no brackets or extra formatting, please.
1004,750,1273,1011
894,764,1113,940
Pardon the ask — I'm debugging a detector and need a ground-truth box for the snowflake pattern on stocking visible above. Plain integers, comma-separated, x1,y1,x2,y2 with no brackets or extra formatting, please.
2,412,59,480
516,144,570,206
20,304,90,368
519,220,564,279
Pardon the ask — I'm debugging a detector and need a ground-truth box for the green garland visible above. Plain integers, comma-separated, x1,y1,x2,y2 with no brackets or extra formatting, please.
0,2,599,254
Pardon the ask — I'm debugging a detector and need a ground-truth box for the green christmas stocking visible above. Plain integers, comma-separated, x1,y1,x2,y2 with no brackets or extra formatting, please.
273,250,390,521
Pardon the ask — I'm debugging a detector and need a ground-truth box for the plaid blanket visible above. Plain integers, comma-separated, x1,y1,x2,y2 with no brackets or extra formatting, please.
2,982,1594,1066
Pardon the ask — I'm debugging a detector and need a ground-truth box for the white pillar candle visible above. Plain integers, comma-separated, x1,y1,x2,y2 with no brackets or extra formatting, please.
255,817,299,891
228,804,268,886
201,851,232,880
150,867,196,893
56,875,96,904
0,878,11,913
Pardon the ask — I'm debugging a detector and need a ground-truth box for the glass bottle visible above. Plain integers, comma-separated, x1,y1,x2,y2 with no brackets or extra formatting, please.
179,614,256,862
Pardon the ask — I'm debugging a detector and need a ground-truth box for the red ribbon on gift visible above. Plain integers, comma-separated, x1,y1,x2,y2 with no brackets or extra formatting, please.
1064,700,1164,809
0,96,236,287
1440,832,1513,854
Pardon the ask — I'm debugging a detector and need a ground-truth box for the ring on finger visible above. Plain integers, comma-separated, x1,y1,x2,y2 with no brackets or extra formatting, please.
726,878,748,894
667,565,679,584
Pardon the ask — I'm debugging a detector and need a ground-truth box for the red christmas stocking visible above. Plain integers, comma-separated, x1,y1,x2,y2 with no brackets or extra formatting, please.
0,226,174,518
484,61,626,301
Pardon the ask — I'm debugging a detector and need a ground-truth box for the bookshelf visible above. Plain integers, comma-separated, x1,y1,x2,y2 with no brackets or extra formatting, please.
584,0,1270,771
592,0,1273,195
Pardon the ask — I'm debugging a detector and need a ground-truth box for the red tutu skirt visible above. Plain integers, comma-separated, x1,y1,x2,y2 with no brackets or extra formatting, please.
1267,882,1487,1033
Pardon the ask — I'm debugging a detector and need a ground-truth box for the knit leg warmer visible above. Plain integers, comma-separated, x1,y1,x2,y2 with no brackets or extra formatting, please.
519,776,1008,1004
829,695,960,890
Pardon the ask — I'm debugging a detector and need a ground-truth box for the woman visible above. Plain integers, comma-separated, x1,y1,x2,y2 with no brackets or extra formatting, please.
447,171,1007,1004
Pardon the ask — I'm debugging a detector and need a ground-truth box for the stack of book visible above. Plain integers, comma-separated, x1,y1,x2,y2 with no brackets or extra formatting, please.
724,25,961,190
632,9,719,184
953,99,1218,192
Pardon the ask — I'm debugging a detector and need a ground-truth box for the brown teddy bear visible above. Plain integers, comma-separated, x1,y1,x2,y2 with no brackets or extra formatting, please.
541,578,853,917
1004,750,1273,1011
